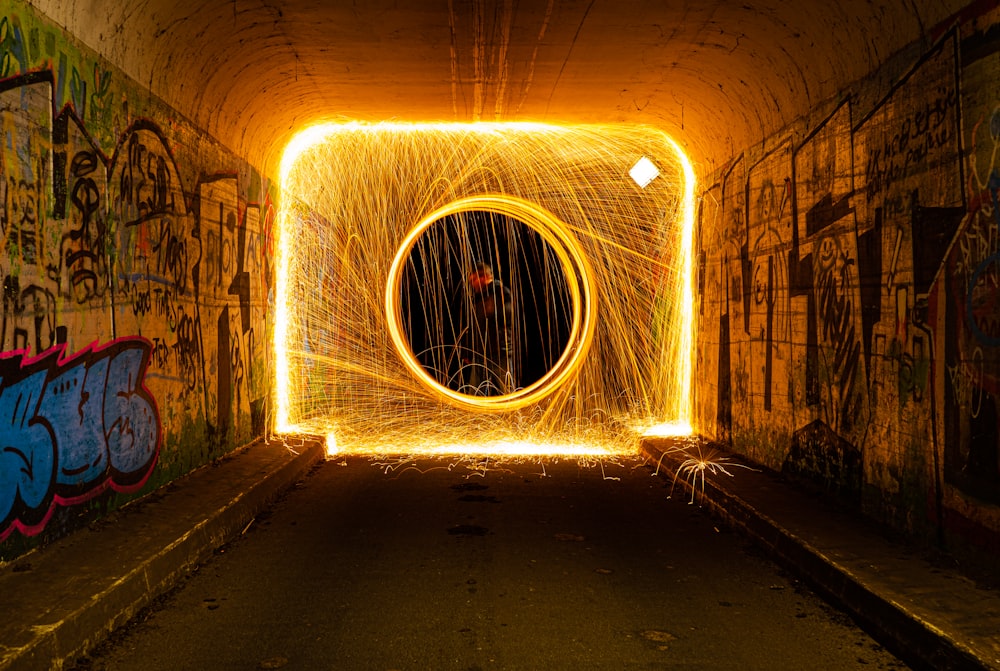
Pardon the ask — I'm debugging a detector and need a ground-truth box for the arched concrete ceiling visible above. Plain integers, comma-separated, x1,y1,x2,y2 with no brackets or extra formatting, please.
29,0,970,177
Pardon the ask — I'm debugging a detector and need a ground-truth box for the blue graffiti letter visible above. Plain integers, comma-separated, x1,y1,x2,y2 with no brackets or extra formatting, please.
104,346,159,482
0,370,55,528
38,357,110,490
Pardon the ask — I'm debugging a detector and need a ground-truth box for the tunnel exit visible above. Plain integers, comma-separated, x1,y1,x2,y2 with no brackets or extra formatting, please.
274,122,695,456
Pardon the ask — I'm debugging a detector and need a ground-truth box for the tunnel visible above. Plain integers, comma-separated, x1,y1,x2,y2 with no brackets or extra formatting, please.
0,0,998,661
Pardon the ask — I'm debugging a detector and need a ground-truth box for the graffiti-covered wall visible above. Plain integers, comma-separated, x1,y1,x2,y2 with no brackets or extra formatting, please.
695,10,1000,554
0,3,274,559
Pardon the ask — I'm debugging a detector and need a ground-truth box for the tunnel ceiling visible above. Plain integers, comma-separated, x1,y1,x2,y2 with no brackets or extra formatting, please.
31,0,970,176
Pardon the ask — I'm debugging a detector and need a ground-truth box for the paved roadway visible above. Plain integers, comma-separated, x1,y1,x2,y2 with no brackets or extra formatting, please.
71,456,908,670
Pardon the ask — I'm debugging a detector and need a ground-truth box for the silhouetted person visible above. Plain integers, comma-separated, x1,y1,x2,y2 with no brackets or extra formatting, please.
455,262,516,395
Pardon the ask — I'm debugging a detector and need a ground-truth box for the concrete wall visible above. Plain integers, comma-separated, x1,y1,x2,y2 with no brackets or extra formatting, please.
0,2,273,560
694,6,1000,556
4,0,996,564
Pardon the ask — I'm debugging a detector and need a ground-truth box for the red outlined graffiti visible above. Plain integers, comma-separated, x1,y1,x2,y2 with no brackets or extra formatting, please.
0,338,161,540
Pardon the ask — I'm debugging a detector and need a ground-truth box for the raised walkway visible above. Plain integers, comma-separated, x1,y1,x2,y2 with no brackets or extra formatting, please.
1,433,997,670
0,436,326,671
641,437,1000,671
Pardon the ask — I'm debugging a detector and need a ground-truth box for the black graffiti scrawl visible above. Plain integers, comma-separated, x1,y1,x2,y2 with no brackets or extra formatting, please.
798,101,867,440
0,14,273,551
746,141,793,418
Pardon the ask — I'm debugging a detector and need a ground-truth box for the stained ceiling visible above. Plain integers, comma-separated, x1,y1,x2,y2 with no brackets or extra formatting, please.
29,0,970,177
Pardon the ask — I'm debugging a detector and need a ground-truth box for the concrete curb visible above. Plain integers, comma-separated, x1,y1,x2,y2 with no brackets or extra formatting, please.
640,438,994,671
0,436,325,671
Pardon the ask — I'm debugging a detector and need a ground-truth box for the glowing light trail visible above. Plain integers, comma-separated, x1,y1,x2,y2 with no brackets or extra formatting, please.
640,420,694,438
274,122,695,456
386,194,596,412
666,136,697,430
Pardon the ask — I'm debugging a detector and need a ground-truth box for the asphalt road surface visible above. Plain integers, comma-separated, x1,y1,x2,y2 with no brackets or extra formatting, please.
72,456,908,670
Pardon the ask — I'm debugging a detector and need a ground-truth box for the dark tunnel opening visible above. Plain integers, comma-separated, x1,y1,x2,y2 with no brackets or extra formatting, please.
401,210,573,396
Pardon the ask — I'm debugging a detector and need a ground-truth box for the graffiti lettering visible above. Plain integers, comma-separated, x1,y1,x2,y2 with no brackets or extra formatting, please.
62,148,109,303
888,337,928,404
0,340,160,539
816,241,863,432
150,220,188,294
0,369,53,533
259,196,276,294
68,64,87,118
948,348,985,420
6,178,39,264
1,276,57,354
0,17,29,78
865,89,957,204
955,209,998,276
0,52,269,551
130,284,151,317
152,286,178,328
150,337,170,369
88,63,113,122
173,309,201,392
968,252,1000,346
119,132,175,225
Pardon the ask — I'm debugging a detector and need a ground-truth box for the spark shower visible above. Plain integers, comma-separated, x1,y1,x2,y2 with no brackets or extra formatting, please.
275,122,694,456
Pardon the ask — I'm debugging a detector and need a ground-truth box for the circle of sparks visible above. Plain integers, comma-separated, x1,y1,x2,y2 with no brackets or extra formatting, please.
385,194,597,412
274,121,696,455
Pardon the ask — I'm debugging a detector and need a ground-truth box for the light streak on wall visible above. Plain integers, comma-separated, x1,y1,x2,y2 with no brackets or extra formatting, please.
667,136,697,431
275,122,695,455
276,125,343,432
